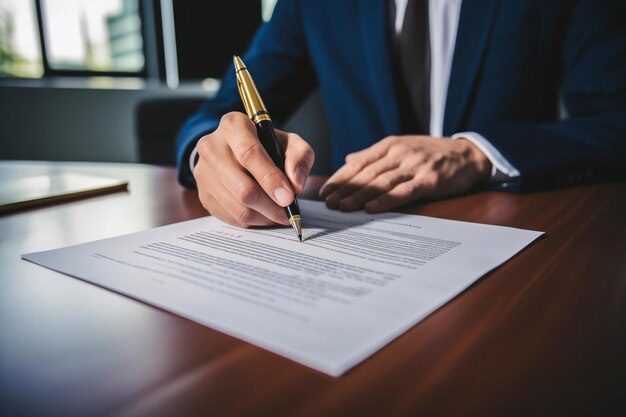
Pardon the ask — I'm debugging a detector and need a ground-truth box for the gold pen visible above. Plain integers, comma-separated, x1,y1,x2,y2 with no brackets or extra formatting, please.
233,55,303,241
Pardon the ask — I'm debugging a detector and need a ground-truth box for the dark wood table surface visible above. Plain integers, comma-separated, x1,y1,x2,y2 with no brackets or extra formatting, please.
1,161,625,417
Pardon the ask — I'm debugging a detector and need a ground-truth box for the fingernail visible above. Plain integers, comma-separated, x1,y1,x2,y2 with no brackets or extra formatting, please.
339,197,355,210
273,187,292,207
319,184,334,198
325,194,339,208
365,200,379,211
294,165,307,187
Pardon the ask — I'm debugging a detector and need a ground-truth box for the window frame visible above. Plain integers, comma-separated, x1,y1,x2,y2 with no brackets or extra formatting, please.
33,0,150,78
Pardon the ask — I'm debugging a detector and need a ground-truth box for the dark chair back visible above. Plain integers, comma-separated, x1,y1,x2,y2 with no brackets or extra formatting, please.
135,97,206,166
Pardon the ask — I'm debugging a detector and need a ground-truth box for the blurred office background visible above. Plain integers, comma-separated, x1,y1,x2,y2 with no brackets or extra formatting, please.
0,0,330,173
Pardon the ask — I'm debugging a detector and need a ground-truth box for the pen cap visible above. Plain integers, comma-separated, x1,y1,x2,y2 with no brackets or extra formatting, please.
233,56,271,123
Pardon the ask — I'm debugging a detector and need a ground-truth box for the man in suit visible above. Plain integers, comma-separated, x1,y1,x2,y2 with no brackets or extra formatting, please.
176,0,626,228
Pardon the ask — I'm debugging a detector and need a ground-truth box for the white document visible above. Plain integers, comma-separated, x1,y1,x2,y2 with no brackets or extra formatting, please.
23,200,542,376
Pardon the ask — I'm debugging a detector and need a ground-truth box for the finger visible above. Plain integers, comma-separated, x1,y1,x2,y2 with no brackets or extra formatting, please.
196,173,239,225
344,135,396,164
364,180,425,213
325,157,400,209
212,196,277,228
337,168,411,212
319,139,394,198
218,163,291,226
198,169,280,227
195,154,282,227
221,112,295,207
278,130,315,194
318,162,362,199
203,191,275,227
197,187,237,224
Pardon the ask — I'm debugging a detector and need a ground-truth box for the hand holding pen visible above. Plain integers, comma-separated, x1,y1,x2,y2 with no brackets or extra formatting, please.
192,57,314,239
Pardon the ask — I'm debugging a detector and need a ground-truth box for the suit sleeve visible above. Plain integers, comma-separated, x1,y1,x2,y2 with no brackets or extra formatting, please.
476,0,626,191
175,0,317,188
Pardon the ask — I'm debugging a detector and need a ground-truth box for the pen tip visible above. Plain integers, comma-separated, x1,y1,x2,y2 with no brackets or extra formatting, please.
233,55,245,72
289,215,302,242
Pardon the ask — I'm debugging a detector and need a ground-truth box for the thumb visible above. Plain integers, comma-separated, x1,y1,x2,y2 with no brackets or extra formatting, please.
277,129,315,194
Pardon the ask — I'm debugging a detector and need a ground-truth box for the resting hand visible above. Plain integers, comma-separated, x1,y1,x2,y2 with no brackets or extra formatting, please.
193,112,314,227
318,135,491,213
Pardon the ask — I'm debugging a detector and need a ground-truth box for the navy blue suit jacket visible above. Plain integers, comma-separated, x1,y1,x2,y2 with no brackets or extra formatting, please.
176,0,626,191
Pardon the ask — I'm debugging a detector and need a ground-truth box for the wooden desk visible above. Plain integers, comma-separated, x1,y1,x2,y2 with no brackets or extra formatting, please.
1,161,624,416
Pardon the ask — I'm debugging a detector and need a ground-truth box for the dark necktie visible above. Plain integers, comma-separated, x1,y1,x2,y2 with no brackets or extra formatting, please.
399,0,431,134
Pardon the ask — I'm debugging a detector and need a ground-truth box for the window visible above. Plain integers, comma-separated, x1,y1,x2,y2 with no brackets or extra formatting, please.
0,0,145,78
0,0,276,81
0,0,43,77
41,0,144,73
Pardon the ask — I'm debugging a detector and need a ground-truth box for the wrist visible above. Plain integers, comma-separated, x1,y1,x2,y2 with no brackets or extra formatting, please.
458,138,492,183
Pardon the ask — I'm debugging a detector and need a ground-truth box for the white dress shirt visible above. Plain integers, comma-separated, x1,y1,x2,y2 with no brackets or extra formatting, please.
394,0,519,181
192,0,520,182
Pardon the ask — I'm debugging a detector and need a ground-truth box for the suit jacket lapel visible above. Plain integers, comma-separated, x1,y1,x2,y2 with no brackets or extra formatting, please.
359,0,400,136
443,0,499,135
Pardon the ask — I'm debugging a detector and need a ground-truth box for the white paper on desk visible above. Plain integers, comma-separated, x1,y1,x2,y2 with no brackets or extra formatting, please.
23,200,542,376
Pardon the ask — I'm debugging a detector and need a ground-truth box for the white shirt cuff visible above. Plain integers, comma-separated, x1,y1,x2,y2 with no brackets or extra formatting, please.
189,146,198,172
452,132,520,183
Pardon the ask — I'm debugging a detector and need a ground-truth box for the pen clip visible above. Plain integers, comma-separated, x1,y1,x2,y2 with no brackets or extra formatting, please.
236,76,253,118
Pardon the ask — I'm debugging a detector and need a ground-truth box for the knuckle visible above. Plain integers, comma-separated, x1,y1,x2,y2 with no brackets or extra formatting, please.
387,144,408,159
220,111,243,127
194,166,216,190
398,181,417,196
403,142,415,153
300,138,314,155
234,181,259,206
288,132,304,143
376,174,394,190
196,136,211,156
344,151,356,162
362,166,378,181
424,172,440,186
257,167,282,187
383,135,399,145
395,143,412,155
429,150,443,162
235,181,259,206
234,206,255,225
286,137,314,165
404,154,424,167
235,141,263,165
348,156,366,170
